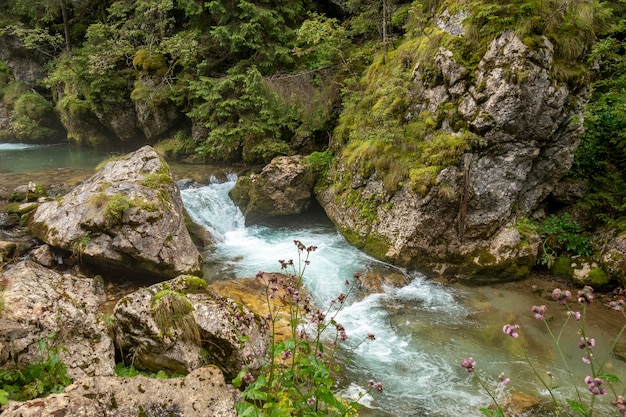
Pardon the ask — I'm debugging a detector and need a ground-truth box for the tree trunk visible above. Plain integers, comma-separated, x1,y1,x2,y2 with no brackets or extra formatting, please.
382,0,388,64
60,0,71,54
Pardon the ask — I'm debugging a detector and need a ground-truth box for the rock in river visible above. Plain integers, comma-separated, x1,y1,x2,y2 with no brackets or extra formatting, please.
28,145,203,280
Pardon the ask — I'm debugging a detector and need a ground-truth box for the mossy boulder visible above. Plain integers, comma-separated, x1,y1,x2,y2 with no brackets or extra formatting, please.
599,230,626,286
229,155,317,224
28,146,203,280
112,275,268,379
549,254,613,290
550,255,575,279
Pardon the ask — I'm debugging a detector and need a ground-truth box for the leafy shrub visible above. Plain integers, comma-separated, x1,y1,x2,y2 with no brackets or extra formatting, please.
0,334,72,402
13,93,54,121
538,213,593,267
0,80,30,109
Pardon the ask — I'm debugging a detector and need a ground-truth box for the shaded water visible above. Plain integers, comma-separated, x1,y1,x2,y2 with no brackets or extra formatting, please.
4,143,626,416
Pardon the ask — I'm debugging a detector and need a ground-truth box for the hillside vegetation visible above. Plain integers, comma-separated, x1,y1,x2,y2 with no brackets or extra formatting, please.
0,0,625,234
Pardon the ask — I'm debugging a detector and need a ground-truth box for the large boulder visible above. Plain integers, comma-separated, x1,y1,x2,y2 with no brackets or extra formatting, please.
318,30,585,280
229,155,316,224
1,366,238,417
112,275,268,379
0,260,115,379
28,146,203,280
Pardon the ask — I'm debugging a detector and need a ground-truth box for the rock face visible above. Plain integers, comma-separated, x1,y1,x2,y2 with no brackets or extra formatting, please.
318,30,585,280
1,366,238,417
229,155,316,224
112,275,268,379
0,32,47,86
28,146,203,279
0,261,115,379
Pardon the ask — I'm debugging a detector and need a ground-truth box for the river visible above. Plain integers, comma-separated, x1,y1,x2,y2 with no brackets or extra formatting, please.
3,143,626,416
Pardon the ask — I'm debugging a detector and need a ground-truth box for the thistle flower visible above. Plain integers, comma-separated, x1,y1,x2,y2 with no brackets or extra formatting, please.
551,288,572,304
532,305,547,319
461,357,476,373
578,286,594,304
503,324,520,338
610,300,625,312
578,337,595,350
585,376,606,395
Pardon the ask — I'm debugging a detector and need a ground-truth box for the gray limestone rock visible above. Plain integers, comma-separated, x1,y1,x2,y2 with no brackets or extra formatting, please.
0,260,115,379
112,275,268,379
1,366,238,417
28,145,203,280
229,155,316,224
318,30,585,280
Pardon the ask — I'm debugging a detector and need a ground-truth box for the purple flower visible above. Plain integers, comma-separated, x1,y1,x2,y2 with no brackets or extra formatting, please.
611,396,626,415
461,357,476,373
585,376,606,395
243,372,255,384
499,372,510,385
578,286,594,304
551,288,572,304
503,324,520,338
579,337,595,350
532,305,547,320
307,396,316,406
610,300,625,312
281,350,292,360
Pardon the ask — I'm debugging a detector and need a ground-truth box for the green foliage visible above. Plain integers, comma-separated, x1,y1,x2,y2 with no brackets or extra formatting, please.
0,334,72,402
204,0,305,72
293,13,348,70
571,30,626,229
0,80,31,109
307,150,334,182
154,131,197,160
13,93,54,121
102,194,132,222
114,362,184,379
233,241,381,416
188,66,299,163
71,232,92,264
538,213,593,267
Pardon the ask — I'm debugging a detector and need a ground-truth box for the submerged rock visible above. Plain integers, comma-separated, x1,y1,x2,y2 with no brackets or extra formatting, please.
0,260,115,379
28,146,203,280
1,366,238,417
112,275,268,379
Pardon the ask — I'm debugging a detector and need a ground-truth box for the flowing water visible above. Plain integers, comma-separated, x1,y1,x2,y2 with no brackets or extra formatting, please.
180,177,626,417
4,143,626,416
